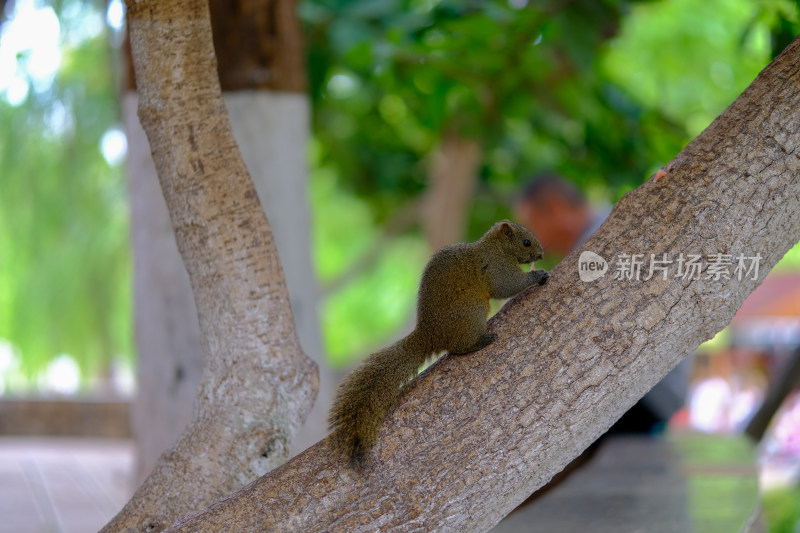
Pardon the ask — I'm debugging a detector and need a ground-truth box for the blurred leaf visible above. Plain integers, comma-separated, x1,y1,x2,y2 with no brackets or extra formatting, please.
0,0,130,392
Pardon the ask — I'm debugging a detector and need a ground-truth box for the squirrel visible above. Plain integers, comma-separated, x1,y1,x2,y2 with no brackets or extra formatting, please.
327,220,549,468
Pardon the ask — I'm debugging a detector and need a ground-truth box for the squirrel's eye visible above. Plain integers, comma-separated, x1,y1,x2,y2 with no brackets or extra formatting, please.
522,239,531,247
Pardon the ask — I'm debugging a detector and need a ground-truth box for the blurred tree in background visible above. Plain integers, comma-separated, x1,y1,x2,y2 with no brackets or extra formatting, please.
0,0,798,386
0,0,130,393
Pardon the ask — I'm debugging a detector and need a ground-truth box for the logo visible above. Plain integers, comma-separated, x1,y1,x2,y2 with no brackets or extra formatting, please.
578,251,608,282
576,251,762,283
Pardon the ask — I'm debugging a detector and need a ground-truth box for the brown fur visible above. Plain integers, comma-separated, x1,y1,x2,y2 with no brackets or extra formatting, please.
327,221,549,468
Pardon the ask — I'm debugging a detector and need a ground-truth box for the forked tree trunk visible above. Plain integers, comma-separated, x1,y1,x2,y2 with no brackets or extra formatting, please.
126,0,324,483
164,37,800,532
102,1,318,531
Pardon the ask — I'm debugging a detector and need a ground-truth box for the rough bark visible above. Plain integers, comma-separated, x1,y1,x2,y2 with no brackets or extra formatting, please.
166,37,800,532
102,1,318,531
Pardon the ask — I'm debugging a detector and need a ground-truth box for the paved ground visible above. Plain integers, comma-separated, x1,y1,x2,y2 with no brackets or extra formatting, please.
0,438,133,533
493,433,761,533
0,433,760,533
493,436,693,533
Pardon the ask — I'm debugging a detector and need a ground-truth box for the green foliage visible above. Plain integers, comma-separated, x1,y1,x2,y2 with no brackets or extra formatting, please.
0,0,130,391
303,0,682,216
774,241,800,272
303,0,798,213
763,484,800,533
309,139,429,364
603,0,775,136
320,237,428,365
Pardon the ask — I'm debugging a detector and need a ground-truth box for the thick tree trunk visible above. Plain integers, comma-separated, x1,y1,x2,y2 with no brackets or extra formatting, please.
102,1,318,531
165,37,800,532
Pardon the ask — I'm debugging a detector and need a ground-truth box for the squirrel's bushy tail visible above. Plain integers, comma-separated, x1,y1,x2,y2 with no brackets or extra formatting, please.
328,331,427,468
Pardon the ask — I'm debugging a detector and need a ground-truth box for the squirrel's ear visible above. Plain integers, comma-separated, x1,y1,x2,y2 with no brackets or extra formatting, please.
498,221,515,240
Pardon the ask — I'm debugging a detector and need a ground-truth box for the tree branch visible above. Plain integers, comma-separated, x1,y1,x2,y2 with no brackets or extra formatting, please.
421,132,483,250
166,36,800,532
102,1,318,531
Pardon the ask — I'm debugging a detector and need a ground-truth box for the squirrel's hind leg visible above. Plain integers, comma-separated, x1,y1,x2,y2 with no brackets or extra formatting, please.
446,301,496,355
450,332,497,355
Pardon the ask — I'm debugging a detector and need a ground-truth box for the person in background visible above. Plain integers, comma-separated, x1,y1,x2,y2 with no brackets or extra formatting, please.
514,175,606,258
515,174,688,433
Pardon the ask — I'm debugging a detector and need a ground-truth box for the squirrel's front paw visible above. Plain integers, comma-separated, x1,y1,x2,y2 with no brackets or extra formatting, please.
536,270,549,285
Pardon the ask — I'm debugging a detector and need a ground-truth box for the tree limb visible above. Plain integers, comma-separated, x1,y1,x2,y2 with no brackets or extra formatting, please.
167,36,800,532
744,345,800,442
102,1,318,531
422,132,483,250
